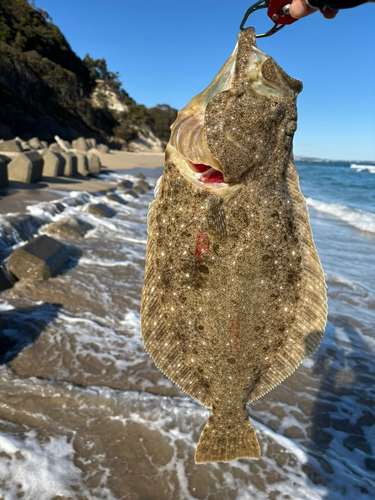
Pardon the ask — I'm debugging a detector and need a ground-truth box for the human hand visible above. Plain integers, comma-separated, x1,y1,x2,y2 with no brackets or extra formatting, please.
289,0,339,19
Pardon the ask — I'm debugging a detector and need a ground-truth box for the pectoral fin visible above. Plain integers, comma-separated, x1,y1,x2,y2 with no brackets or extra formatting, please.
207,195,227,241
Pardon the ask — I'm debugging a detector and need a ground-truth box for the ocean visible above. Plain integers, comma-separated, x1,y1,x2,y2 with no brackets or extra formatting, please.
0,158,373,499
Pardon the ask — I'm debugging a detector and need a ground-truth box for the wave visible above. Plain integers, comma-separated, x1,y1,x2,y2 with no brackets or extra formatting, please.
324,270,364,291
350,164,375,174
306,197,375,234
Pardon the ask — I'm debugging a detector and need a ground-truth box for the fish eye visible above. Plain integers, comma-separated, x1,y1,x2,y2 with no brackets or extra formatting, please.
271,102,278,108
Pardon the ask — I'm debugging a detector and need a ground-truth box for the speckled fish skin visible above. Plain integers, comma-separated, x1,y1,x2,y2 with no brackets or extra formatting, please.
141,28,327,464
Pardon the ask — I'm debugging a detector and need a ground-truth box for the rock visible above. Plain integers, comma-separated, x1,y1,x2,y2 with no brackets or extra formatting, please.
40,141,48,149
84,203,116,218
72,137,89,152
105,193,128,205
131,186,144,195
87,153,101,174
0,140,22,153
0,265,13,291
127,124,165,153
116,179,133,189
8,235,70,282
44,217,93,239
76,153,89,176
135,173,146,180
28,137,43,150
49,142,64,153
7,152,43,183
42,152,64,177
97,144,109,154
60,152,77,176
0,155,10,187
137,180,150,190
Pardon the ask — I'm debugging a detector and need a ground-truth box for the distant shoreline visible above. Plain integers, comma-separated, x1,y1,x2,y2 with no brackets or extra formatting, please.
295,157,375,165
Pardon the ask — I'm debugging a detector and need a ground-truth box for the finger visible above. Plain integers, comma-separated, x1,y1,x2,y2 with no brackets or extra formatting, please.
289,0,318,19
320,7,339,18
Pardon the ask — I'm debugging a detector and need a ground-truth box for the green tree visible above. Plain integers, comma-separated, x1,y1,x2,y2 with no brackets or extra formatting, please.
83,54,121,92
147,104,178,143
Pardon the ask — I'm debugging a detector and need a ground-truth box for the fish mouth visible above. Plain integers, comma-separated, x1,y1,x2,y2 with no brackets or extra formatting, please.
190,162,226,185
166,144,240,198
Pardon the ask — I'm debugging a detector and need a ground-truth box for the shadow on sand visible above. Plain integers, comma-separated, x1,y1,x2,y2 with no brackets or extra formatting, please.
0,303,62,364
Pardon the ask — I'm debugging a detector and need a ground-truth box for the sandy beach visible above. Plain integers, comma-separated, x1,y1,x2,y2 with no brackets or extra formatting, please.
0,151,165,214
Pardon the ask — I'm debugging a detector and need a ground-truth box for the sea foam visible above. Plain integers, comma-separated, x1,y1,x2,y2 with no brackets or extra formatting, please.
350,164,375,174
306,197,375,234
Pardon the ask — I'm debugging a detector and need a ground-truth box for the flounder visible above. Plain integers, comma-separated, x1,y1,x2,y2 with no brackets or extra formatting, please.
141,27,327,464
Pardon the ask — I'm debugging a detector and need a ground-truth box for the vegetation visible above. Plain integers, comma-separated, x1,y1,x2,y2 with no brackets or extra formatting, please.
147,105,178,144
0,0,90,85
83,54,122,93
0,0,178,145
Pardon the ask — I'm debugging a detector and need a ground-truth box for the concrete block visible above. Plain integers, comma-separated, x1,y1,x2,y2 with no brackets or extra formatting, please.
0,155,10,187
0,140,22,153
8,151,43,183
76,153,89,176
42,152,64,177
135,172,146,180
28,137,43,150
125,189,139,198
84,203,116,218
72,137,88,152
97,144,109,154
105,193,128,205
87,138,97,149
15,137,32,151
49,142,64,153
131,186,144,195
54,136,70,152
44,217,93,239
60,152,77,176
8,235,70,281
116,179,133,189
87,153,101,174
39,149,49,157
137,180,150,190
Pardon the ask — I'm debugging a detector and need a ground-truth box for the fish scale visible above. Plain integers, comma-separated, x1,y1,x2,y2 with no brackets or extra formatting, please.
141,27,327,464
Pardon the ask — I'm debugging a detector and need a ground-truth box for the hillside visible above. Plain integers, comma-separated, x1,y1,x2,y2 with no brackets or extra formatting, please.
0,0,177,147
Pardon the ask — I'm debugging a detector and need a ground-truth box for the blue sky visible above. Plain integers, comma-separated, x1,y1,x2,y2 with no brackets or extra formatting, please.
35,0,374,161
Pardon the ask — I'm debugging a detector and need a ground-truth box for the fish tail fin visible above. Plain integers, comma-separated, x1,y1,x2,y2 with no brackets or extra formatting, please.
195,405,261,464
